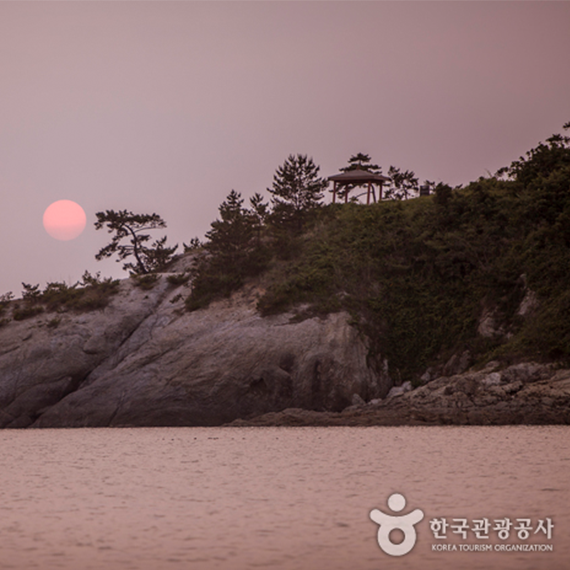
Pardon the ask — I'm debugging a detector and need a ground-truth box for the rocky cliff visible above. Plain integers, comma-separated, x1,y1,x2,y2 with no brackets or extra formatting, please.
0,275,390,428
230,361,570,426
1,272,569,428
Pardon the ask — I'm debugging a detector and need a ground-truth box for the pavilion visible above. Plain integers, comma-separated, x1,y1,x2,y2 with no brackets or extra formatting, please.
328,167,391,204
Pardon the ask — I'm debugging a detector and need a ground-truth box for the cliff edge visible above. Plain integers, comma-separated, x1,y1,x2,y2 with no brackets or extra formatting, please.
1,272,569,428
0,275,389,428
229,361,570,426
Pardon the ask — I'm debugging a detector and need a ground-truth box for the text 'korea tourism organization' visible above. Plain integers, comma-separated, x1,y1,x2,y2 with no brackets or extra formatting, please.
369,493,554,557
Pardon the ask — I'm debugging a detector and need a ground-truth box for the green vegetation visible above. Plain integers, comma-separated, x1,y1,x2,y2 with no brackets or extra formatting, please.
2,129,569,383
267,154,327,232
0,292,13,316
132,273,160,290
95,210,178,275
8,272,120,320
185,155,328,310
12,305,44,321
185,190,271,311
186,126,570,382
166,272,190,286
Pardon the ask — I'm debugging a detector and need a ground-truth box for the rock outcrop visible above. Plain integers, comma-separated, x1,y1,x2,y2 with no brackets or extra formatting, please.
2,273,568,428
0,276,390,428
229,361,570,426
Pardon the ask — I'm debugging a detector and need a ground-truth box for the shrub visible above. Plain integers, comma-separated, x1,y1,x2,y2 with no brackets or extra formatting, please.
46,317,61,329
0,292,13,315
167,273,189,286
13,305,44,321
132,274,160,290
21,283,41,303
14,272,120,317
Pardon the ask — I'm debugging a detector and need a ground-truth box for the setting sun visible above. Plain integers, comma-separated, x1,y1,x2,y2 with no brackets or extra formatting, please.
43,200,87,241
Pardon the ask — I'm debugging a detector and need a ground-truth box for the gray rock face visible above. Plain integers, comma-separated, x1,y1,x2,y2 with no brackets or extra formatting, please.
0,277,391,428
3,272,567,429
231,361,570,426
385,380,412,399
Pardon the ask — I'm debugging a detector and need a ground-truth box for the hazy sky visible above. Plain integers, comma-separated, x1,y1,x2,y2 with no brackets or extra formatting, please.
1,1,569,297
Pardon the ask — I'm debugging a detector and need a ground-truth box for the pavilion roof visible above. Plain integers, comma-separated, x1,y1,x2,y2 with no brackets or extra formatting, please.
328,166,391,184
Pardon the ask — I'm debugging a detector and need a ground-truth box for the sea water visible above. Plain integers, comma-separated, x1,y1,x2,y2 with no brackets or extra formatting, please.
0,426,568,570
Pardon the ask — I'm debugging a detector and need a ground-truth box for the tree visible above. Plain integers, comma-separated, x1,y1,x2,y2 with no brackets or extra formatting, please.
204,190,256,264
248,192,269,245
94,210,178,274
497,126,570,186
385,166,419,200
433,182,453,207
339,152,381,174
337,153,382,202
186,190,269,310
267,154,327,231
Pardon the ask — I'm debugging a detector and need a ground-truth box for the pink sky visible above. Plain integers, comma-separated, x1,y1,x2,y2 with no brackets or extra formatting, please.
1,1,569,296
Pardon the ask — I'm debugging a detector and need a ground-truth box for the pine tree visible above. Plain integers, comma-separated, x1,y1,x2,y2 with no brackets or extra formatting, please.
186,190,269,310
340,153,381,174
497,127,570,186
385,166,419,200
204,190,255,266
249,192,269,245
338,153,382,201
267,154,327,231
94,210,178,274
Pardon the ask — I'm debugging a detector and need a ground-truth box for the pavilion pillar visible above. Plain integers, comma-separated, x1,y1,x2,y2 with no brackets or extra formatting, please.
333,181,337,204
367,182,371,205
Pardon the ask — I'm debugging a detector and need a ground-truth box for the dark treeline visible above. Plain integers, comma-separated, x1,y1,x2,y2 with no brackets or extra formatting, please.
187,125,570,382
185,152,430,312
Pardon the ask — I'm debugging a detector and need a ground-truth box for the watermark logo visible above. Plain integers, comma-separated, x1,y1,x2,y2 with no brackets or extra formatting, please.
369,495,555,556
428,516,554,552
369,493,424,556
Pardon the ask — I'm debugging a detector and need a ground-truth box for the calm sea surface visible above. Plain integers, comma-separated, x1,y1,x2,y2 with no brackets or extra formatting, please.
0,426,568,570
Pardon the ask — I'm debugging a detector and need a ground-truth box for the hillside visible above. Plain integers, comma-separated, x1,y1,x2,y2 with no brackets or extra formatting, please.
0,274,388,428
188,127,570,386
1,128,570,427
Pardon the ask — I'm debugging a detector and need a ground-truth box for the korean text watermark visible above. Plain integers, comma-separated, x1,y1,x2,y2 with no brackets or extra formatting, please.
370,493,554,557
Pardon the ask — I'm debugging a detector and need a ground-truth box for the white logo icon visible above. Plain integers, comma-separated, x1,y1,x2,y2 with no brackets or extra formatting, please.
370,493,424,556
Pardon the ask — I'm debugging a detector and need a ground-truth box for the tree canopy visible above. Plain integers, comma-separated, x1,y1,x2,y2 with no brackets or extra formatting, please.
204,191,256,262
385,166,419,200
94,210,178,274
497,126,570,186
340,153,382,174
185,190,270,310
267,154,327,231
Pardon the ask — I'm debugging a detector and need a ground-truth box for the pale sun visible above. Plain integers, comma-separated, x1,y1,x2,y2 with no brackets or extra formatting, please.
43,200,87,241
